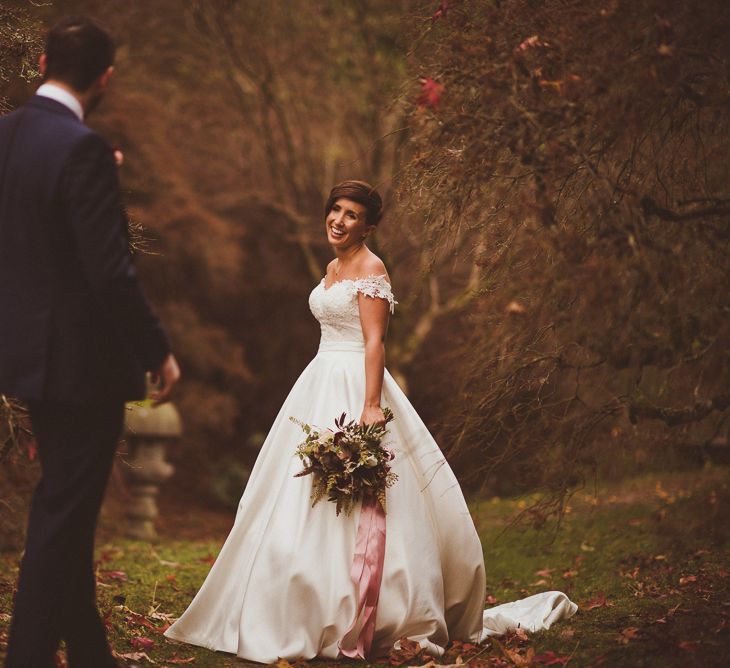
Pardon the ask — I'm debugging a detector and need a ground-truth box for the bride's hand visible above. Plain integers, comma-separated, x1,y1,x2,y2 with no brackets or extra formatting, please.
360,405,386,427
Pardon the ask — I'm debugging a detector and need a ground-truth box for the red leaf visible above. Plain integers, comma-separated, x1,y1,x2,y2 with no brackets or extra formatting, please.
125,611,157,631
432,1,449,20
417,78,444,111
583,591,613,610
26,440,38,462
534,651,571,665
130,636,154,650
678,640,700,651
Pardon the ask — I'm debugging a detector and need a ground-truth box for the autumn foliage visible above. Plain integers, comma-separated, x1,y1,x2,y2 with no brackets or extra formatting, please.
0,0,729,541
401,0,730,508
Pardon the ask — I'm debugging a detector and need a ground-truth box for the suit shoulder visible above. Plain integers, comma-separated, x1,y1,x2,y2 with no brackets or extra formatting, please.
72,128,111,150
64,129,114,170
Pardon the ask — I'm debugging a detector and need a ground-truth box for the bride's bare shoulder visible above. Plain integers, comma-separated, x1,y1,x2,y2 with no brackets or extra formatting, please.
358,252,389,282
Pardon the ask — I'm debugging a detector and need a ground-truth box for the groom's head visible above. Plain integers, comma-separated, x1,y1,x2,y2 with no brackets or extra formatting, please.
41,16,116,111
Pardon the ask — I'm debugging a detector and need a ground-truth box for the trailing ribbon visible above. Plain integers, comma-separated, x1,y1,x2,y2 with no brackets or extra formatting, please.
339,495,387,659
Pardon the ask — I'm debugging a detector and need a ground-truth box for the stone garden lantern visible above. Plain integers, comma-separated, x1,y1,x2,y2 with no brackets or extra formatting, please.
121,396,181,541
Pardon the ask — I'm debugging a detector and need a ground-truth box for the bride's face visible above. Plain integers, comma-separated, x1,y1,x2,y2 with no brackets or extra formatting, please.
326,198,372,248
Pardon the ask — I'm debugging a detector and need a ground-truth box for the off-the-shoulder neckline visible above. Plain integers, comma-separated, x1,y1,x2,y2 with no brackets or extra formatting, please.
320,273,390,292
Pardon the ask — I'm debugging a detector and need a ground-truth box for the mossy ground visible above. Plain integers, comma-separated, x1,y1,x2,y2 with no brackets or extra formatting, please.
0,467,728,667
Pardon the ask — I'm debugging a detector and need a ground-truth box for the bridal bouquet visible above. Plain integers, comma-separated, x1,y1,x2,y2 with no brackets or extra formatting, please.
291,409,397,516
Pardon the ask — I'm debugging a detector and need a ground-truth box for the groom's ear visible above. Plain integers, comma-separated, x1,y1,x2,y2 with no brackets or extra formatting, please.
98,65,114,90
39,54,48,77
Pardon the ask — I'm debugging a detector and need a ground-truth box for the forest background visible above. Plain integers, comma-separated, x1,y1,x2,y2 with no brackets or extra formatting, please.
1,0,729,541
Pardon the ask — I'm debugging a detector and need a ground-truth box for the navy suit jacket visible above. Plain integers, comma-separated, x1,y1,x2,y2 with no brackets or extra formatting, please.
0,95,170,404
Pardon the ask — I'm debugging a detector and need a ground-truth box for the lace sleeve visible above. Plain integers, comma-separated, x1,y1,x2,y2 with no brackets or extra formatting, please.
354,274,397,314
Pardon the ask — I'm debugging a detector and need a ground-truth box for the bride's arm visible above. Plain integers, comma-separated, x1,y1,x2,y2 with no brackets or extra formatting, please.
358,292,390,426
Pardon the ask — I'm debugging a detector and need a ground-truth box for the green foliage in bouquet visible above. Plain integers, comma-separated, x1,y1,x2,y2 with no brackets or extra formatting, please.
291,408,398,516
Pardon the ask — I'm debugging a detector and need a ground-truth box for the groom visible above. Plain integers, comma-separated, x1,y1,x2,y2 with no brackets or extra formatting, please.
0,16,180,668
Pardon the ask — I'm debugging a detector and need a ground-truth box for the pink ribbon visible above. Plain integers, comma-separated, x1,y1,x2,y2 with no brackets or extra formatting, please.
339,495,387,659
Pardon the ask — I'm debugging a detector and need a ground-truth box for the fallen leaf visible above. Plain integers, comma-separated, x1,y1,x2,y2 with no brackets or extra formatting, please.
115,651,153,663
535,568,554,578
131,636,155,650
389,637,428,666
583,591,612,610
149,610,177,624
562,569,578,579
99,570,128,582
485,594,498,605
679,575,698,586
618,627,640,644
502,645,535,667
677,640,700,651
580,541,596,552
534,650,571,665
622,565,641,580
125,611,158,631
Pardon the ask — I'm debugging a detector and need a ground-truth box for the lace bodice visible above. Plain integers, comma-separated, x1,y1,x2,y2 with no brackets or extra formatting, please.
308,274,396,345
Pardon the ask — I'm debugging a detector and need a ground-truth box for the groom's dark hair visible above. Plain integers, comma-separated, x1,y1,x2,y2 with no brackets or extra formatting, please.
44,16,116,92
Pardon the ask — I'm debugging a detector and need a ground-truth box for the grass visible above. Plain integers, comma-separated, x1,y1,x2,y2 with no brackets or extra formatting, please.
0,466,728,667
471,467,730,667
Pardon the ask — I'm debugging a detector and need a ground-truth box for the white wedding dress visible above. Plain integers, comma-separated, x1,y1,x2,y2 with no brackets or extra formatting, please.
164,275,577,662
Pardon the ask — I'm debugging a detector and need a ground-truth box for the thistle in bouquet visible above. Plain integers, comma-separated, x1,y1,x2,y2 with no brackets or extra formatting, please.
291,408,397,516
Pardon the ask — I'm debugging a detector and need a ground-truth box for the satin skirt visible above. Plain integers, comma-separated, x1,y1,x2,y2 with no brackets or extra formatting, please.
164,342,576,662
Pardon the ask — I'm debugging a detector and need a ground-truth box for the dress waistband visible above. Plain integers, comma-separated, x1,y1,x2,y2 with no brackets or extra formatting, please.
317,340,365,353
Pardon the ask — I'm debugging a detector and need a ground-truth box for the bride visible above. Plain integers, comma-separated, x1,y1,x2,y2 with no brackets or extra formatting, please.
164,180,577,662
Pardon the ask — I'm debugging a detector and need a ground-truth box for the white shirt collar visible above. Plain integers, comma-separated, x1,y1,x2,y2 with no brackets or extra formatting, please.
36,83,84,122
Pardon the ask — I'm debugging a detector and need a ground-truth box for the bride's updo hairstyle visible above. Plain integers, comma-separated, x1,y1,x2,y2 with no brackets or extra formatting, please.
325,180,383,228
